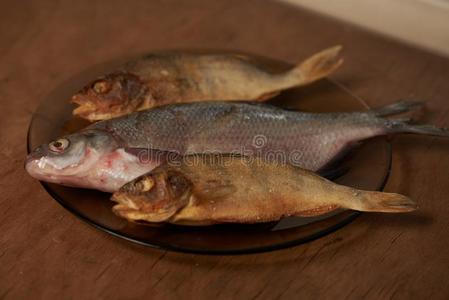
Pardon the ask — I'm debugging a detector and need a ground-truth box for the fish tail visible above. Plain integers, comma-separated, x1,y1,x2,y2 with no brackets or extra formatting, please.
347,191,417,213
370,100,424,117
386,119,449,137
367,100,448,137
286,45,344,86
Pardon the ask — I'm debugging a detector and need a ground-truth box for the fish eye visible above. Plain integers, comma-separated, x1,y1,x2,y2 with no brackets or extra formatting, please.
136,177,154,192
93,80,111,94
48,138,70,153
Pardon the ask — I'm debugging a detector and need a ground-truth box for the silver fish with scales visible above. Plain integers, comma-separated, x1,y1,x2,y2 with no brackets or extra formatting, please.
26,101,449,192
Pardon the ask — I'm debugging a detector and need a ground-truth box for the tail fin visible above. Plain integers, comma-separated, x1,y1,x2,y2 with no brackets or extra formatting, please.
286,45,343,86
387,119,449,137
367,100,449,138
371,100,423,117
349,191,417,213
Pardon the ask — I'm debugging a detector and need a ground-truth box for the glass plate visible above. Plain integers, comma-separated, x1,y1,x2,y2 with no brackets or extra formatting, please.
27,51,391,255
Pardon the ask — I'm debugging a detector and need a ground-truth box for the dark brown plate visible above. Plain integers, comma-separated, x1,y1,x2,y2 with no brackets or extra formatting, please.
27,51,391,254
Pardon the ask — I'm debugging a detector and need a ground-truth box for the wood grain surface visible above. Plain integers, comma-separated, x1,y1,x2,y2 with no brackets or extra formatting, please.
1,0,449,299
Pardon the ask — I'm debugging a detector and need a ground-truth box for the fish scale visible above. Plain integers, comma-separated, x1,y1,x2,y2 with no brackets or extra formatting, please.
70,46,344,121
111,156,417,225
26,100,449,192
89,102,387,171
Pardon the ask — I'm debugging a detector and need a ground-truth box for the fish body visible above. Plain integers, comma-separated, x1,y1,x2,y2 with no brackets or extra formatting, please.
111,155,417,225
26,101,448,192
89,100,445,171
71,46,343,121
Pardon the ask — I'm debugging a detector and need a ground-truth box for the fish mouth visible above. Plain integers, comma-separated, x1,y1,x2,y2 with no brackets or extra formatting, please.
71,95,121,121
111,201,180,224
24,155,100,190
25,155,61,181
25,153,39,166
71,96,97,115
111,191,140,209
111,192,158,222
70,93,88,105
25,145,46,170
25,158,58,183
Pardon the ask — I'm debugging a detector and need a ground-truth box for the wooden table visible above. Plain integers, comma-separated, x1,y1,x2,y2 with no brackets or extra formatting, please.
1,1,448,299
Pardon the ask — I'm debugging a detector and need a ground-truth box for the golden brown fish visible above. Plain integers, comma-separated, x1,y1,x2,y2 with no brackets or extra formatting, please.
71,46,343,121
111,155,416,225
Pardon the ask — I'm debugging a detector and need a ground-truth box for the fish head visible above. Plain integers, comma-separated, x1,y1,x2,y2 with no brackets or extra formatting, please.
25,130,119,187
111,169,192,223
71,72,148,121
